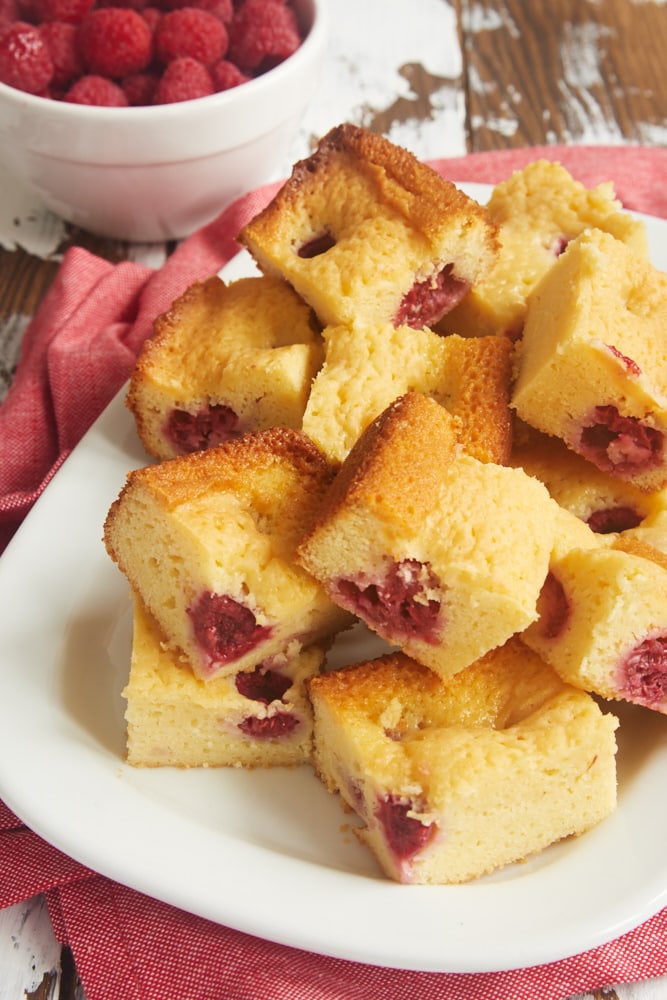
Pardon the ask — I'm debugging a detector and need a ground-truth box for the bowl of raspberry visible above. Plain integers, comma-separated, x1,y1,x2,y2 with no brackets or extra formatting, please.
0,0,325,241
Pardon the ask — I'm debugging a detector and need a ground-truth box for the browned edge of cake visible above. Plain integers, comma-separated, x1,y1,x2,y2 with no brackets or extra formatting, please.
239,123,500,251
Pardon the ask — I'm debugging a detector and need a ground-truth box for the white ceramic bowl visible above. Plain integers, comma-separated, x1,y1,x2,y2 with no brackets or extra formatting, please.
0,0,325,242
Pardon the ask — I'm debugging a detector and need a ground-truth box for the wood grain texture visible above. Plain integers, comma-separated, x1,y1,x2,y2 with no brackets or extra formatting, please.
0,897,60,1000
459,0,667,150
0,248,59,334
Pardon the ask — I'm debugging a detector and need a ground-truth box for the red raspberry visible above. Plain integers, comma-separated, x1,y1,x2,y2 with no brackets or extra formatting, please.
139,5,161,32
153,55,214,103
376,795,435,863
121,68,157,104
64,72,129,104
39,21,83,85
160,0,233,22
32,0,93,23
15,0,40,18
154,7,227,67
228,0,301,73
237,712,299,739
211,58,249,91
0,20,53,93
78,7,153,78
96,0,151,8
234,666,291,704
0,0,20,26
188,0,233,24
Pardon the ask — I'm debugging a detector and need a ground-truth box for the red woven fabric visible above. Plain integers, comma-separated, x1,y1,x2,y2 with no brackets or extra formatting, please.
429,144,667,219
1,145,667,1000
0,179,282,553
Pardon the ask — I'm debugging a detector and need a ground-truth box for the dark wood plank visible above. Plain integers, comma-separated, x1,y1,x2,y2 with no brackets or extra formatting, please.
459,0,667,151
0,247,59,331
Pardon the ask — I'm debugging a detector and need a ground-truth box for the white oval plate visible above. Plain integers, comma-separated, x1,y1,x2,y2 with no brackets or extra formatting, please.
1,184,667,974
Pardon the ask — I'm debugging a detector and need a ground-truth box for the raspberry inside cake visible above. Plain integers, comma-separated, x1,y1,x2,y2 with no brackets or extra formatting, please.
127,274,324,462
512,229,667,492
524,543,667,713
238,123,499,331
124,599,324,768
334,558,444,644
104,427,352,680
510,421,655,536
298,392,559,679
308,641,619,884
437,159,647,341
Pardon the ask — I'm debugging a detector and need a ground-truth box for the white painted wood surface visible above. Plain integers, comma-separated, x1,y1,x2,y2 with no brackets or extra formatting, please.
0,897,61,1000
1,0,667,996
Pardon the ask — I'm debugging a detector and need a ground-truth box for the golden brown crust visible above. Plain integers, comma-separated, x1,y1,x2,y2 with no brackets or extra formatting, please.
437,334,515,464
611,534,667,573
299,392,459,545
126,277,224,456
127,277,225,415
240,123,498,251
104,426,336,563
126,274,323,461
129,275,319,393
308,637,571,729
308,651,441,707
132,426,330,504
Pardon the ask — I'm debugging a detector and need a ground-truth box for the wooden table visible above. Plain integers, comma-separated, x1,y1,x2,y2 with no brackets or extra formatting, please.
1,0,666,996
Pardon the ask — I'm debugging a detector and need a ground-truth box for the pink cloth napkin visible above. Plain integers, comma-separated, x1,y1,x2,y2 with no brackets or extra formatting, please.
1,144,667,999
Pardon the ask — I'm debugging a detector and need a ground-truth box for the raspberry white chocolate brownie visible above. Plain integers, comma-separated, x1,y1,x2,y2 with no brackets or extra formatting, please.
104,427,352,681
512,229,667,492
238,123,499,331
302,326,514,464
124,599,324,768
523,542,667,714
308,639,619,884
297,392,559,680
127,275,324,462
437,159,647,340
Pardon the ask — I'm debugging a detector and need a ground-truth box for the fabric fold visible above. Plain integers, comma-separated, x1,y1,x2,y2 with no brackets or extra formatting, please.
0,182,282,553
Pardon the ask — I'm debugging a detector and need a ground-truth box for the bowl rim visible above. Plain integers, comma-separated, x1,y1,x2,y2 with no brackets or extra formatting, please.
0,0,324,122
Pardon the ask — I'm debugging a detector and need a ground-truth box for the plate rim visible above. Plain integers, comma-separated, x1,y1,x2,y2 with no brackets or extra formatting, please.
2,185,667,974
